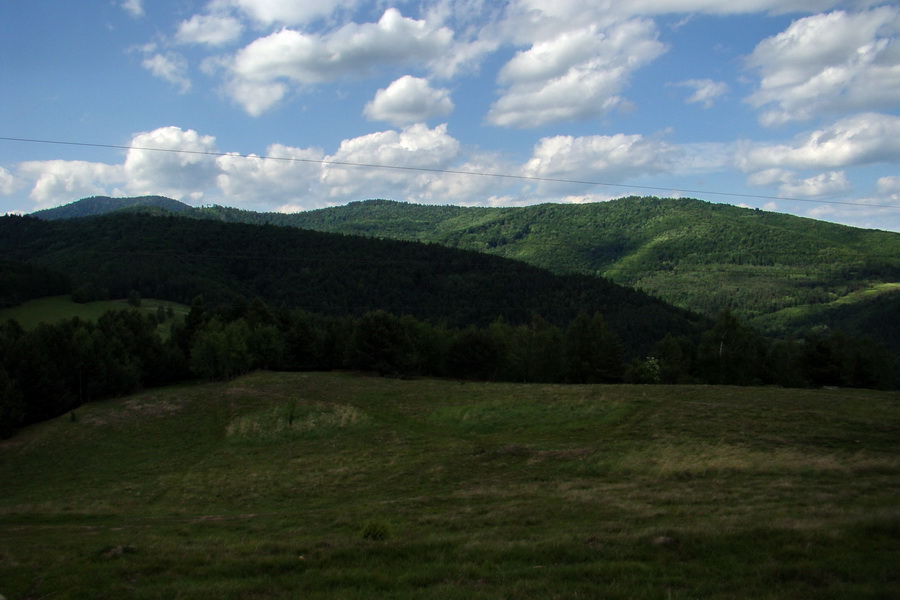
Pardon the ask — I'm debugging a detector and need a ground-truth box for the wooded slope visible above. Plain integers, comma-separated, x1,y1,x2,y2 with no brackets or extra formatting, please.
0,213,703,356
32,195,900,351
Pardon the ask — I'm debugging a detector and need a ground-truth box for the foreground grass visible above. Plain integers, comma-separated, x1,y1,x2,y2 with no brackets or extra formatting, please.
1,372,898,599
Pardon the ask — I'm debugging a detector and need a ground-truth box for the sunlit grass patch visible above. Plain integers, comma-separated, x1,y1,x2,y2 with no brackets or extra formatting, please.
225,401,369,441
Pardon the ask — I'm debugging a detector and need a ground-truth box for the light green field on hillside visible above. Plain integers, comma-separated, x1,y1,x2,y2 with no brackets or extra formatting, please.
0,295,188,337
1,372,898,599
750,282,900,334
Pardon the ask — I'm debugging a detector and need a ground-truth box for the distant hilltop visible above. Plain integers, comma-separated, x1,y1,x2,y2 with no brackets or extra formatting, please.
30,196,193,220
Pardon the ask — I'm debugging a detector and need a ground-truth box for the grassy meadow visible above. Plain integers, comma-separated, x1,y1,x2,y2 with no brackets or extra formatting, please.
1,372,898,599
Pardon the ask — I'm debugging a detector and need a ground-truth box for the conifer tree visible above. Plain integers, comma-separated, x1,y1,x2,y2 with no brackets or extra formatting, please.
563,311,623,383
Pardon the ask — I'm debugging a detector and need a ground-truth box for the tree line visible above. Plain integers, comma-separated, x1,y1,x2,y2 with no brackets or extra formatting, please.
2,296,895,439
0,309,186,437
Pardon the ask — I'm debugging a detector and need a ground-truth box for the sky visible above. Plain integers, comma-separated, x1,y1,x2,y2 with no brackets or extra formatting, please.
1,0,899,231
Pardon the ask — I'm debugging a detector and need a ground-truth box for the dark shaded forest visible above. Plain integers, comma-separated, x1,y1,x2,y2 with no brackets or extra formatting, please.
0,213,703,351
0,259,70,308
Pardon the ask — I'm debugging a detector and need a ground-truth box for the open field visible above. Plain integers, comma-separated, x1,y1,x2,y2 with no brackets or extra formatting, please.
1,372,898,599
0,295,188,338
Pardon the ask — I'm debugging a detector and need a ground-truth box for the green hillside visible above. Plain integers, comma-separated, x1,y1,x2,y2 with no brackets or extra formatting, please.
1,372,898,599
265,198,900,349
0,213,703,355
110,196,897,346
27,196,900,350
0,258,70,307
283,198,899,315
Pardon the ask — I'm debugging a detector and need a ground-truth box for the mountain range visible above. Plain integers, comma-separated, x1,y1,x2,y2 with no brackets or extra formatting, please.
29,195,900,351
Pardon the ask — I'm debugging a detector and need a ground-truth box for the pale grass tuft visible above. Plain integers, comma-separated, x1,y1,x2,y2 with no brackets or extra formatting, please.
226,402,367,440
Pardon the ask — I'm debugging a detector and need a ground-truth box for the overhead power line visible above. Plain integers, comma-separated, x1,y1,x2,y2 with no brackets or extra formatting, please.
2,135,899,210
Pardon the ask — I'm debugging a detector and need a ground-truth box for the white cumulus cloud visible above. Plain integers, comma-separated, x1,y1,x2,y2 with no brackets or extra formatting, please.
748,168,851,198
410,149,521,205
175,14,243,47
225,8,454,115
487,19,666,128
12,125,470,211
222,78,288,118
746,6,900,125
608,0,849,17
676,79,729,108
521,133,681,198
219,0,359,26
322,123,461,200
0,166,22,196
141,52,191,93
121,0,144,18
876,175,900,194
364,76,454,126
123,127,220,200
216,143,325,208
782,171,851,198
18,160,123,209
738,113,900,171
498,0,846,45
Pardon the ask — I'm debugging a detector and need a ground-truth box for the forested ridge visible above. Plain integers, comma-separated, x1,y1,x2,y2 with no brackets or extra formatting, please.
189,197,900,351
0,259,70,308
30,195,900,351
29,196,900,350
30,195,192,220
0,212,702,347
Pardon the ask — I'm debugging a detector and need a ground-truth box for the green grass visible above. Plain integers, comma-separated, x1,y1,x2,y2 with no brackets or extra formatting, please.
830,282,900,305
0,295,188,337
1,372,898,599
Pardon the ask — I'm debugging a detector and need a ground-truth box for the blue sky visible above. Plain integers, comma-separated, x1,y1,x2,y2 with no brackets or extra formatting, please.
1,0,899,231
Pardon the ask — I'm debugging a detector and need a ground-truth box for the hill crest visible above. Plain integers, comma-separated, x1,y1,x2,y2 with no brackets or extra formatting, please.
31,195,192,220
